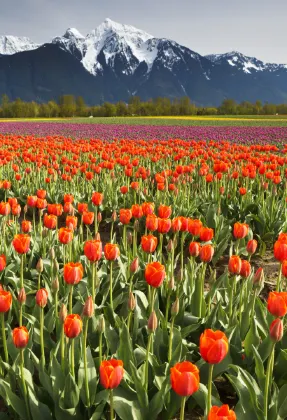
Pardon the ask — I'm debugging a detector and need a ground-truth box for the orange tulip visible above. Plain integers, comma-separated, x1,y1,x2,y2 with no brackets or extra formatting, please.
64,263,84,285
189,242,201,257
157,218,171,234
200,227,214,242
104,243,120,261
84,240,102,262
0,290,12,312
158,205,171,218
146,214,158,231
92,192,103,206
199,244,214,263
246,239,257,255
233,222,249,239
270,318,283,342
267,291,287,317
228,256,242,275
64,314,83,338
170,361,200,397
142,202,154,216
21,220,32,233
145,262,165,288
58,227,73,244
12,234,31,254
13,326,29,348
240,260,251,278
100,359,124,389
66,216,78,230
44,214,57,230
208,405,236,420
188,219,203,237
36,288,48,308
199,329,229,364
141,235,158,253
82,211,94,225
119,209,132,225
0,255,6,272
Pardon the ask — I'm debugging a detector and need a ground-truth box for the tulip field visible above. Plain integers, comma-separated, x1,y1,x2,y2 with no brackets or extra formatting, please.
1,128,287,420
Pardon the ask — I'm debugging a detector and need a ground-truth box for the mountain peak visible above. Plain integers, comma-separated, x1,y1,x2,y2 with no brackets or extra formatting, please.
0,35,39,55
63,28,84,39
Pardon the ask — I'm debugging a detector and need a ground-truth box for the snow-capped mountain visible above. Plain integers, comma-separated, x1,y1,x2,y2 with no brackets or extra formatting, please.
0,35,40,55
0,19,287,105
52,18,158,75
205,51,287,74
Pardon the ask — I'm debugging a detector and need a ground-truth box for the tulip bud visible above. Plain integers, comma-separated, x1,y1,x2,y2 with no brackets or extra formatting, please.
148,311,158,333
59,303,67,323
253,267,264,289
171,298,179,317
52,277,59,292
168,277,175,290
42,228,49,238
24,205,28,214
53,259,59,273
36,288,48,308
49,248,55,260
97,212,102,223
95,232,101,241
127,231,133,245
270,318,283,342
128,292,136,311
246,239,258,255
83,296,94,318
112,211,117,222
134,220,139,232
18,287,26,305
167,239,174,253
98,315,105,333
130,257,139,273
36,258,43,273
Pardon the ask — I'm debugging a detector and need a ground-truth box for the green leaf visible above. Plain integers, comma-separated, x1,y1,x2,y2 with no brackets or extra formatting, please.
62,373,80,409
117,323,136,375
244,319,260,358
78,346,98,406
192,383,222,414
113,387,143,420
149,376,170,420
0,379,27,420
51,354,66,400
129,361,148,410
278,384,287,418
89,401,107,420
252,345,265,390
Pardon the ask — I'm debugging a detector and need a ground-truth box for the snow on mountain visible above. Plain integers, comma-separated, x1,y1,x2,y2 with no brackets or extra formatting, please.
205,51,287,74
0,35,40,55
52,18,159,75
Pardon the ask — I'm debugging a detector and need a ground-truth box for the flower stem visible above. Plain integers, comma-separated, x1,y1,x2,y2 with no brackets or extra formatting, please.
110,261,114,310
228,275,236,320
264,343,275,418
40,307,45,369
1,313,8,364
110,389,114,420
168,317,175,362
69,285,73,314
20,349,31,420
207,364,214,415
99,331,103,365
276,264,282,292
83,319,90,407
70,339,75,377
20,254,24,289
61,326,65,372
180,396,186,420
92,262,96,304
144,333,153,391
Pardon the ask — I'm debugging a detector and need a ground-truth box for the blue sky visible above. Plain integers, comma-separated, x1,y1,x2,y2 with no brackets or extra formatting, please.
1,0,286,63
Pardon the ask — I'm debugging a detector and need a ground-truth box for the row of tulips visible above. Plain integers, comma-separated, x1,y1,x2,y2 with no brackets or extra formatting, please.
1,135,287,419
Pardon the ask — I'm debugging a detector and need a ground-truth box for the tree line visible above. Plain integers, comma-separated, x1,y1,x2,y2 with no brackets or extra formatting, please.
0,95,287,118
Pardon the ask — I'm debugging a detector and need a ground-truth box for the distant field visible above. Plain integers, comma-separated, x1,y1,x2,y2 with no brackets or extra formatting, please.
1,115,287,126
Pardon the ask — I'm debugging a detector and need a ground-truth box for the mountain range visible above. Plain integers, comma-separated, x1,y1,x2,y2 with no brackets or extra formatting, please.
0,18,286,106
